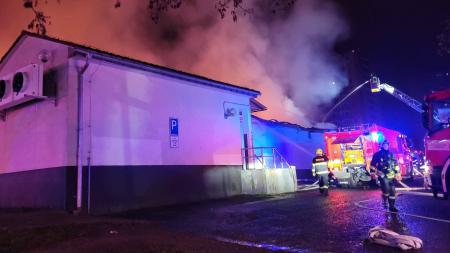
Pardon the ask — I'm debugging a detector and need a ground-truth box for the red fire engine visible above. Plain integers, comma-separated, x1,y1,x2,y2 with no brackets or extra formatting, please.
324,124,412,187
369,77,449,198
422,89,450,198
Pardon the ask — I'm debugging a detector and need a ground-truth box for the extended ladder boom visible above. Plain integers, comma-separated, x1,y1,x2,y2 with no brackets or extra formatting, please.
370,76,424,113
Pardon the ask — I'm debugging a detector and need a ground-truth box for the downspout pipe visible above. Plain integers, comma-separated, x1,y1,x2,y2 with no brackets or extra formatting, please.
75,53,91,212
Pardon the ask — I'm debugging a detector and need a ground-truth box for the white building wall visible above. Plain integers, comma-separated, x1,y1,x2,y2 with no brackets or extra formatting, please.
0,37,75,174
76,59,250,167
0,34,259,212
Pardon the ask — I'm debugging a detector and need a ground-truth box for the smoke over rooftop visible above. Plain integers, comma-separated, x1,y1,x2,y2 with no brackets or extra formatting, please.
0,0,349,127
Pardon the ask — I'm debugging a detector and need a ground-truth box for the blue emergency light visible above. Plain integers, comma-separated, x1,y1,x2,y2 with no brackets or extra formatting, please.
371,131,385,142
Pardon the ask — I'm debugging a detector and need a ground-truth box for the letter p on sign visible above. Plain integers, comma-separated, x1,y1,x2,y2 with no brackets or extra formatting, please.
169,118,179,148
170,118,178,136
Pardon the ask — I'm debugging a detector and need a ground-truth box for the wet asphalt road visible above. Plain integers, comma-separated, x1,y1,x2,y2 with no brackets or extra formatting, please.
121,188,450,253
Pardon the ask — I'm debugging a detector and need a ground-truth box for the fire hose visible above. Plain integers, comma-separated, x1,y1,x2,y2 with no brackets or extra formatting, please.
297,180,319,191
368,226,423,250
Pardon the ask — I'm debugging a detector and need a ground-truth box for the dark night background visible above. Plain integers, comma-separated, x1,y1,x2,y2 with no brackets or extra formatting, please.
329,0,450,148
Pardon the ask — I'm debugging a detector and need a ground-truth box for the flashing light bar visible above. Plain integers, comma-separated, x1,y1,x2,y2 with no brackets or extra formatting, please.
371,132,379,141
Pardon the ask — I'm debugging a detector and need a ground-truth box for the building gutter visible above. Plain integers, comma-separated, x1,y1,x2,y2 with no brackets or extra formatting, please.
75,53,91,212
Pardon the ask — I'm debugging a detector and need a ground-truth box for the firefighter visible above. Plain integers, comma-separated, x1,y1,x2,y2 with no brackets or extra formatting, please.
370,140,401,212
312,148,331,196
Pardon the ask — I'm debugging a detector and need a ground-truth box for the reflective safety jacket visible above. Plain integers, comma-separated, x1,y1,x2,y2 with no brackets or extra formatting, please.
370,149,399,179
312,155,329,175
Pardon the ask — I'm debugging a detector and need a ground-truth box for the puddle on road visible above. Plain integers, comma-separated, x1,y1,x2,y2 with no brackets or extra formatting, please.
215,236,313,253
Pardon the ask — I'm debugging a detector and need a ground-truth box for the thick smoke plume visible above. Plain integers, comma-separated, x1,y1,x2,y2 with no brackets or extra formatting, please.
0,0,348,127
131,0,349,127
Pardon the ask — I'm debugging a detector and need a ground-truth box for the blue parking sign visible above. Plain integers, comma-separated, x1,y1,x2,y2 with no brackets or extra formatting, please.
170,118,178,136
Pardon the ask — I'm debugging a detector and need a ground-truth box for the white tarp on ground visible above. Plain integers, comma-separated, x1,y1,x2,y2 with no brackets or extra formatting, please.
368,226,423,250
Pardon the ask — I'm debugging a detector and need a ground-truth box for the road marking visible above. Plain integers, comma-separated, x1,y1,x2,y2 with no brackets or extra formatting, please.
354,198,450,224
216,236,312,253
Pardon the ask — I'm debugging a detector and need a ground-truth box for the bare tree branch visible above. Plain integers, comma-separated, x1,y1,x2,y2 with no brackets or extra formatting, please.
23,0,298,35
214,0,298,22
147,0,183,23
215,0,252,22
24,0,51,35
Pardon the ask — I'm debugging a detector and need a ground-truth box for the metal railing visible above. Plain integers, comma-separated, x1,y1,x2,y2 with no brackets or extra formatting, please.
242,147,292,170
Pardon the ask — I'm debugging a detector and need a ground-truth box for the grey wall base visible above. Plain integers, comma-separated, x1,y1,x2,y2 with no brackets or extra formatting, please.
0,167,76,211
87,165,243,214
241,168,297,195
0,166,297,214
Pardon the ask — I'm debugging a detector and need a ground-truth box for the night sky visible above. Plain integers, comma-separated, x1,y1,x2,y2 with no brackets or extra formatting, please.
337,0,449,92
0,0,449,148
331,0,450,147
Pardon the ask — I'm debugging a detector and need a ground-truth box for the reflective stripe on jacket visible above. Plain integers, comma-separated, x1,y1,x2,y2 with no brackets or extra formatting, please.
370,149,399,179
312,155,329,174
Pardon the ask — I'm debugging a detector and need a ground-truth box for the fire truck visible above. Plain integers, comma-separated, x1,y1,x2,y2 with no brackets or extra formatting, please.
370,77,450,198
324,124,412,187
422,89,450,198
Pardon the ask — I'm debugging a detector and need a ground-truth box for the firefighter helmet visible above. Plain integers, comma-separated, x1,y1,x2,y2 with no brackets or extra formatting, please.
381,140,390,150
316,148,323,156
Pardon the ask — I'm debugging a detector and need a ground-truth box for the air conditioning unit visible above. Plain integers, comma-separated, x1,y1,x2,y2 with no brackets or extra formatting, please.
0,64,44,111
10,64,44,107
0,74,13,111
